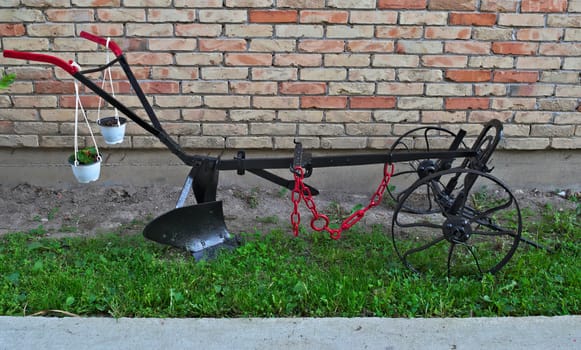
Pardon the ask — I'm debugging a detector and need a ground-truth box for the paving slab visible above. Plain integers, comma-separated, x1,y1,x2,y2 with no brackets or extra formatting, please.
0,316,579,350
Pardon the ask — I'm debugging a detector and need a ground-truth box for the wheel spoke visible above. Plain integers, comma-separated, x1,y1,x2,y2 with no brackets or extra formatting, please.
394,219,442,230
472,229,513,237
470,198,514,223
391,169,417,178
423,129,431,152
463,243,483,275
424,183,435,212
402,236,446,261
447,243,455,277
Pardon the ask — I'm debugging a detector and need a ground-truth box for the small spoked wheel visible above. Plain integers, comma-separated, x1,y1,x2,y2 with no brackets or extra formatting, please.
387,126,468,214
391,168,522,276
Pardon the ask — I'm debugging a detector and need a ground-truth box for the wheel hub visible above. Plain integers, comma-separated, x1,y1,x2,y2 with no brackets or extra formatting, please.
443,216,472,243
417,159,437,178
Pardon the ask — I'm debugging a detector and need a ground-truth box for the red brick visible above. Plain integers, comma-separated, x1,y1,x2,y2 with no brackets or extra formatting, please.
422,55,468,67
510,85,554,97
35,81,75,94
0,24,25,36
522,0,567,12
59,96,102,108
449,13,497,26
249,10,297,23
492,42,538,55
6,67,52,80
429,0,477,10
77,23,123,37
46,9,95,22
140,82,180,94
176,24,222,37
446,69,491,82
493,71,539,83
516,28,563,41
225,53,272,66
111,67,151,80
469,111,513,123
151,66,198,80
376,26,423,39
280,82,326,95
300,10,348,23
301,96,347,109
445,97,490,110
199,39,247,51
425,27,471,39
378,0,426,9
298,40,344,52
94,82,132,94
350,97,396,109
346,40,394,52
230,82,277,95
125,52,173,65
125,38,148,52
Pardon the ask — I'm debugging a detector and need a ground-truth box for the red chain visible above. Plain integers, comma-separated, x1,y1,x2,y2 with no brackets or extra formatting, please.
291,163,395,240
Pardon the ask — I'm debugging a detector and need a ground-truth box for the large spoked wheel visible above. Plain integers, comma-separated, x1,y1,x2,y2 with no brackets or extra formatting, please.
391,168,522,276
387,126,468,214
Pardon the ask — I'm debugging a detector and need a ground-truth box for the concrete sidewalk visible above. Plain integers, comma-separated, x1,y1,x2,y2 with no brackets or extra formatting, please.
1,316,579,349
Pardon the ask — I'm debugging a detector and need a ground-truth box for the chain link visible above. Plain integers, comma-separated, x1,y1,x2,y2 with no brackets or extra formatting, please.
291,163,395,239
290,172,302,236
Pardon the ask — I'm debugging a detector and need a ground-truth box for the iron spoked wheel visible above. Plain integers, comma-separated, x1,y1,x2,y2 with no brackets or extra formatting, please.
391,168,522,276
386,126,468,214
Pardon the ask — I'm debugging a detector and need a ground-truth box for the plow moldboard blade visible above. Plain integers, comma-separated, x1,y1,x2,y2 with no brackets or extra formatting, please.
143,201,234,259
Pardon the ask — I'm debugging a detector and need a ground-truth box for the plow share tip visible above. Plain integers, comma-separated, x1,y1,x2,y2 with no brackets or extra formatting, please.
143,201,237,260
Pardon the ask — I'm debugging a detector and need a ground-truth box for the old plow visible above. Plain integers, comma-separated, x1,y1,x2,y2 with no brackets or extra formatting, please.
4,33,538,276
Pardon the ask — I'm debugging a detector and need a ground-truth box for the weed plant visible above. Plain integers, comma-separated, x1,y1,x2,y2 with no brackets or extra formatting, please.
0,205,578,318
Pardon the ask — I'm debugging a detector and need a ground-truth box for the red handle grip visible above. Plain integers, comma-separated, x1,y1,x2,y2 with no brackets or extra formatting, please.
79,31,123,56
3,50,78,75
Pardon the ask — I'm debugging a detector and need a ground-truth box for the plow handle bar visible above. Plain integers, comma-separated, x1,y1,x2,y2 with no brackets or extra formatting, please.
3,50,78,75
3,32,122,76
79,31,123,57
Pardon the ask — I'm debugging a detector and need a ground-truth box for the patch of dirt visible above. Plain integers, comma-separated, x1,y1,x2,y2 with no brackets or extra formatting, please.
0,182,577,239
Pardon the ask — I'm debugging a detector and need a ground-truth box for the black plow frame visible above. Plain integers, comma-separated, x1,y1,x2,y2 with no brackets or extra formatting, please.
4,32,539,276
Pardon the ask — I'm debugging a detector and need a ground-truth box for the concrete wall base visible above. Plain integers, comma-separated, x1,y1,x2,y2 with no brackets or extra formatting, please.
1,148,579,192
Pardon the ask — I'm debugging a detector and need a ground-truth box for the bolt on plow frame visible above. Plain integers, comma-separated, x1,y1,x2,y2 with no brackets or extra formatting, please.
4,33,537,276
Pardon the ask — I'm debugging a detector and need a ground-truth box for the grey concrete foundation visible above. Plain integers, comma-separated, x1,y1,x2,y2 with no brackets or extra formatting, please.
0,148,579,192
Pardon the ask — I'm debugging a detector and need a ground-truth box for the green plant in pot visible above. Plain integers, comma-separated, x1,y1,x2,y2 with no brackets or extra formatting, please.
68,146,102,183
0,73,15,90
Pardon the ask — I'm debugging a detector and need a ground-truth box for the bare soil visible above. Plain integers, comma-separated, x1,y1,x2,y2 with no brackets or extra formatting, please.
0,182,577,239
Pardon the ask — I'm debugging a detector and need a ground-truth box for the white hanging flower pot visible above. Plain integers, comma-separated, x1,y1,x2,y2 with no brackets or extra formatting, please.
68,147,102,183
69,72,103,184
97,116,127,144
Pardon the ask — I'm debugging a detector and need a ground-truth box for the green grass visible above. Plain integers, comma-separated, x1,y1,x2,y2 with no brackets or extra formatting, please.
0,206,578,318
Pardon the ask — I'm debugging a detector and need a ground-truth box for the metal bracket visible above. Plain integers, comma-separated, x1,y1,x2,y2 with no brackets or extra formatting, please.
176,159,220,208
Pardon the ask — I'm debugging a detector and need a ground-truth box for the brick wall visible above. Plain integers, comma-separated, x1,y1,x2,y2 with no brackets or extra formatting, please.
1,0,580,151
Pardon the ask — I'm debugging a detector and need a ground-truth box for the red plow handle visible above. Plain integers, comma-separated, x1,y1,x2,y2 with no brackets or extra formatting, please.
3,32,122,75
79,31,123,57
3,50,79,75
